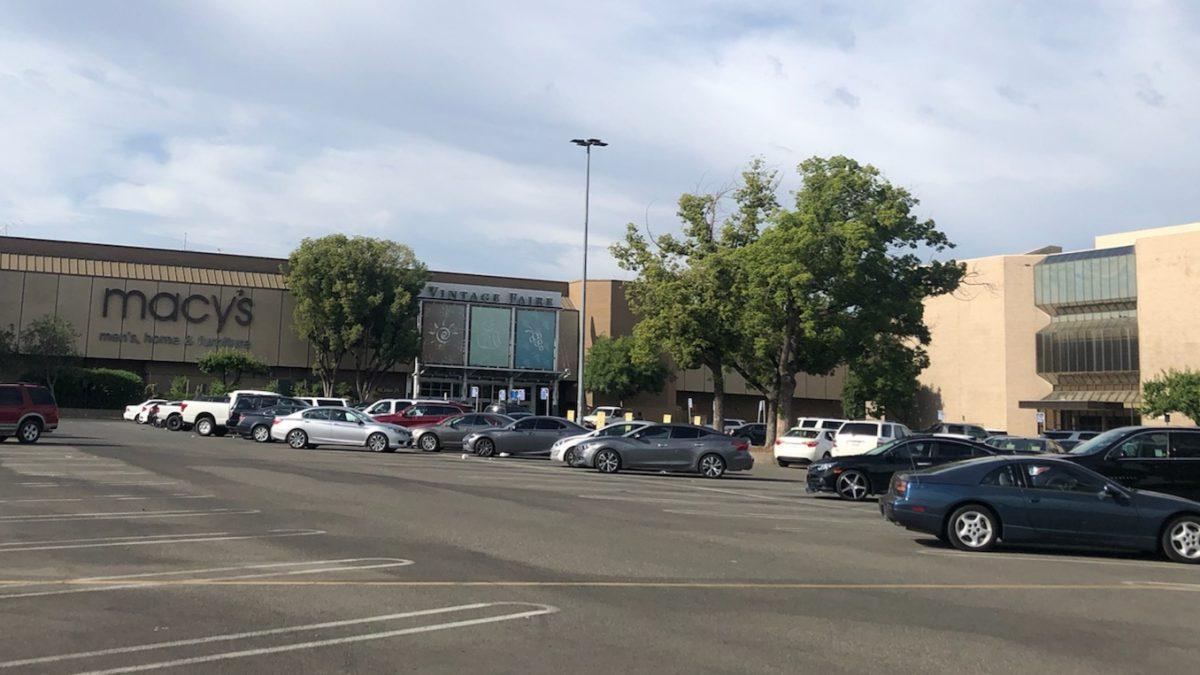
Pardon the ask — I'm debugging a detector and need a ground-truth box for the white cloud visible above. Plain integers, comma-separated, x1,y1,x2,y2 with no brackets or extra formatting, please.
1,0,1198,275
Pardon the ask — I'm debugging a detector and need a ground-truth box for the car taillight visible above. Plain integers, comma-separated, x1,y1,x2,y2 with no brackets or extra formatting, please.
272,418,282,425
180,403,188,412
804,441,818,447
894,477,908,496
774,439,783,445
732,439,749,452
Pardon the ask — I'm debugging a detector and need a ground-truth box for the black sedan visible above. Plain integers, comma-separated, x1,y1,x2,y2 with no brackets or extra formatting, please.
881,455,1200,564
807,436,996,500
233,404,308,443
729,423,766,447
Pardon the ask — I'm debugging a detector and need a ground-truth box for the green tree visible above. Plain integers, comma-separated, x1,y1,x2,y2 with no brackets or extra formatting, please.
167,376,191,401
196,347,269,387
1142,369,1200,423
611,159,779,430
840,337,927,423
285,235,428,399
19,314,79,394
732,156,964,445
583,335,668,407
0,324,15,376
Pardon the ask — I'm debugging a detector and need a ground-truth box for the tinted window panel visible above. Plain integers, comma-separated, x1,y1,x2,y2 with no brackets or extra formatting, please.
981,466,1018,487
28,387,55,405
1024,463,1104,493
514,419,539,430
821,421,843,430
0,387,22,405
535,419,564,430
1113,433,1169,459
1172,433,1200,459
302,409,330,420
840,423,879,435
633,426,671,440
934,442,975,460
671,427,702,439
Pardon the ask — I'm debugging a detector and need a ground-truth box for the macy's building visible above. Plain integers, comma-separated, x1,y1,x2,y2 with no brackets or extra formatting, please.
0,236,843,420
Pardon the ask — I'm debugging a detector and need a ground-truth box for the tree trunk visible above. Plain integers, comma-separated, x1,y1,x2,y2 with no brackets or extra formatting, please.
763,395,778,448
710,365,725,431
777,381,795,442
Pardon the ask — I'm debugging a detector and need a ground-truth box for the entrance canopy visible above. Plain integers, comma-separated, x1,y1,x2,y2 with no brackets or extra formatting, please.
1019,390,1140,411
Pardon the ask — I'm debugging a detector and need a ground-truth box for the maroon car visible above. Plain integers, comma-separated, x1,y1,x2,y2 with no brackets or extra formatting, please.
0,383,60,444
372,401,471,428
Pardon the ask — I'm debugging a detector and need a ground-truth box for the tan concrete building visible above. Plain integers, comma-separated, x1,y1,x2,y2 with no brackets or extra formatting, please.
0,236,842,421
920,222,1200,436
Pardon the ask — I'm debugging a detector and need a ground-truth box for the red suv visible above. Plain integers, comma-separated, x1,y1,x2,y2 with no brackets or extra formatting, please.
0,383,60,444
373,402,470,428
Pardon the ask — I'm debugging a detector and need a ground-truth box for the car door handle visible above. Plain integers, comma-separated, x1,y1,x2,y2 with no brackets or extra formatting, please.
1028,497,1041,503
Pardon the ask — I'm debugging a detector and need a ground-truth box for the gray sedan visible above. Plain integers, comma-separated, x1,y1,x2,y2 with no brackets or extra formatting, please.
411,413,513,452
271,407,412,452
575,424,755,478
464,416,587,457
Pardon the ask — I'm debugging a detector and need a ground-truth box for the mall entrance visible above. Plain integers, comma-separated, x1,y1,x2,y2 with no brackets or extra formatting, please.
415,369,563,415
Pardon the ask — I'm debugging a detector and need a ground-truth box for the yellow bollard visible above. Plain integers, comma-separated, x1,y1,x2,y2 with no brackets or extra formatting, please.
595,411,606,428
567,410,575,422
624,412,634,421
693,415,701,425
662,414,672,423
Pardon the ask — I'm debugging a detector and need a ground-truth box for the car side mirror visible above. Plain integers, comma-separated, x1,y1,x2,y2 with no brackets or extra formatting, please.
357,420,364,426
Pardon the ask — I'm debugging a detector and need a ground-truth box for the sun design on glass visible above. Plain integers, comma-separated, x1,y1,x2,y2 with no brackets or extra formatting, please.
429,321,457,345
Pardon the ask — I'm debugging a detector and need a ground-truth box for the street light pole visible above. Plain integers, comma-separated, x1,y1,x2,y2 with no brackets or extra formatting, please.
571,138,606,421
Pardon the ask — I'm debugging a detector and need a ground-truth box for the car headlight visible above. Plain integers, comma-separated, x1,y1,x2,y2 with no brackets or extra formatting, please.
811,463,830,473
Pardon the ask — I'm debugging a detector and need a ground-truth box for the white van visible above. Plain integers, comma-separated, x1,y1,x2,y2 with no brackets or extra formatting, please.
296,397,351,408
832,421,911,457
797,417,848,433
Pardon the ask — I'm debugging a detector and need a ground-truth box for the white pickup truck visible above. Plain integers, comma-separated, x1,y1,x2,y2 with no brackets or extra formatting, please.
179,390,277,437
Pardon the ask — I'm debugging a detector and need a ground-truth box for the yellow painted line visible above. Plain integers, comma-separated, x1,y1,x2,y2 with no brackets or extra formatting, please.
0,579,1176,590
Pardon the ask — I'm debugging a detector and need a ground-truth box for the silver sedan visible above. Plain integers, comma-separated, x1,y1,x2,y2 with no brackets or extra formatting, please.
464,416,587,457
411,413,513,452
271,407,412,452
575,424,754,478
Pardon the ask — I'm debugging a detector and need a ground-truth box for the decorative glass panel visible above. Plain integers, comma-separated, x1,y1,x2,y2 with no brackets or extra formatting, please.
468,306,512,367
513,309,557,371
420,302,467,365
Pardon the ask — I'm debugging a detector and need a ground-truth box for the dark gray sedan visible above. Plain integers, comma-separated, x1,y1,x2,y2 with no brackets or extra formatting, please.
464,416,587,457
411,413,513,452
574,424,754,478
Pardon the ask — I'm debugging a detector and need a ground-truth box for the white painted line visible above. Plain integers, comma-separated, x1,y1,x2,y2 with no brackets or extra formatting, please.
0,558,415,600
99,481,179,486
916,549,1187,570
0,529,323,553
663,509,865,523
0,508,259,523
1121,581,1200,591
0,602,558,671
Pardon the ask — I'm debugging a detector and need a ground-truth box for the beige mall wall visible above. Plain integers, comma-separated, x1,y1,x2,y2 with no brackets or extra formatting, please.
0,271,313,368
1135,230,1200,425
919,255,1049,436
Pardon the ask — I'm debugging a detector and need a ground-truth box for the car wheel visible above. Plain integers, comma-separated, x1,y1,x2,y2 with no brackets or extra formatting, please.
0,436,6,443
419,434,440,452
776,458,789,468
17,419,41,444
367,432,389,453
166,415,183,432
563,448,578,466
699,453,726,479
835,470,869,501
595,449,621,474
1162,515,1200,564
196,417,214,437
252,425,271,443
287,429,309,449
947,505,999,552
475,438,496,457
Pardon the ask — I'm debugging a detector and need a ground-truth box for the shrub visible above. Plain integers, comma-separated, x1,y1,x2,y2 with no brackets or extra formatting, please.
167,376,191,401
38,367,146,409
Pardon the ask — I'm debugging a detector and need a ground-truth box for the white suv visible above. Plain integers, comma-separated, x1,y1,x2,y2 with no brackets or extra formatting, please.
832,421,910,457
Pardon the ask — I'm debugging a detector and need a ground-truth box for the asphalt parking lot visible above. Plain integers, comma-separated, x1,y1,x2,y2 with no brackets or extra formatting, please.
0,420,1197,673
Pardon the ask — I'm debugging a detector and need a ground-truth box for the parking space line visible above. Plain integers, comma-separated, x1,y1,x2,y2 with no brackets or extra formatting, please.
0,508,259,523
663,509,871,523
0,602,558,671
0,529,323,553
916,549,1188,570
0,559,416,600
0,579,1166,590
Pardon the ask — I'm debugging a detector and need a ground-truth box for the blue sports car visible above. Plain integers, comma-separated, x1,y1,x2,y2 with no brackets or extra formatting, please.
880,455,1200,564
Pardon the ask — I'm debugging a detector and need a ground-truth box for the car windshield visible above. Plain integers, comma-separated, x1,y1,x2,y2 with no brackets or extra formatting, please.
785,429,819,438
1068,427,1131,454
864,439,903,456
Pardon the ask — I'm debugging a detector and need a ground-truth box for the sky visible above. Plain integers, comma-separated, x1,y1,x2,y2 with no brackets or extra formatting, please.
1,1,1198,280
